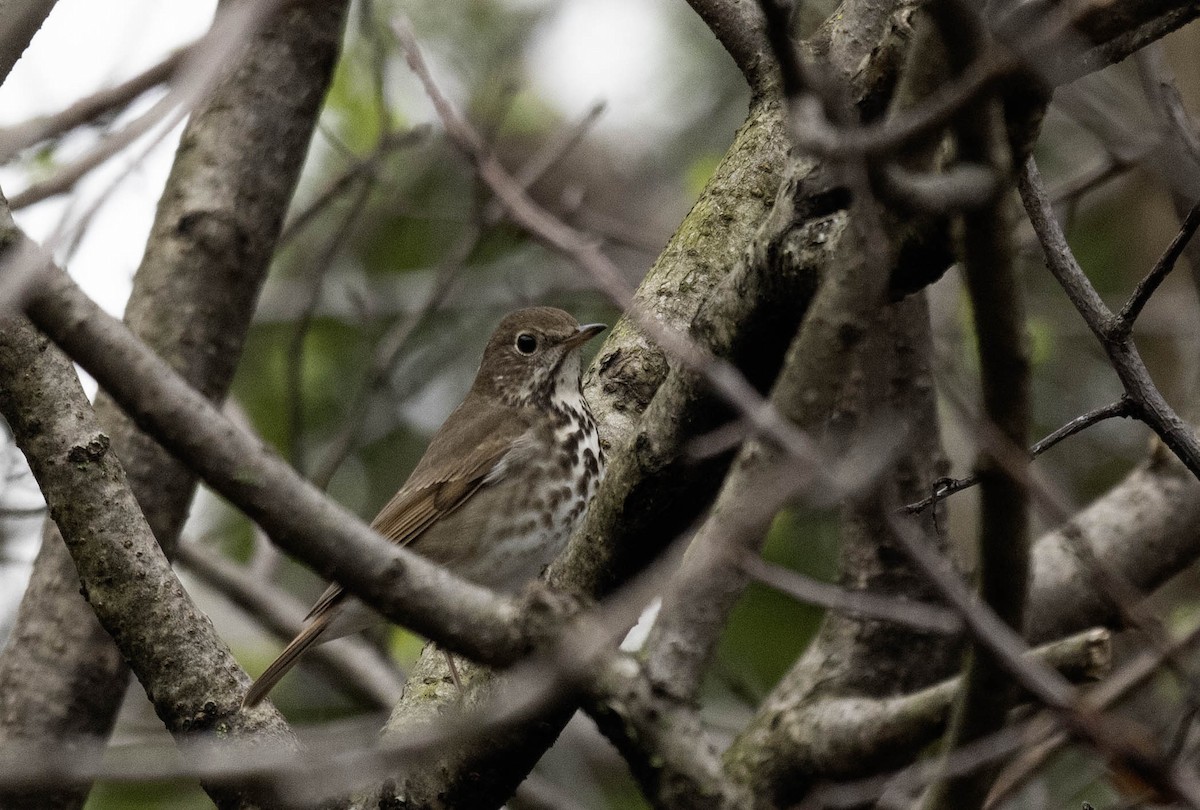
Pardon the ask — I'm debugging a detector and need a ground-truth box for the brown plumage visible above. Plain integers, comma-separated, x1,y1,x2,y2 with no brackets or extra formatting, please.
243,307,606,708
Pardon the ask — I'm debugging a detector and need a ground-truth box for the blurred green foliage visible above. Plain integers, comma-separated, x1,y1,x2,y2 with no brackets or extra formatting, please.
84,782,212,810
714,510,838,698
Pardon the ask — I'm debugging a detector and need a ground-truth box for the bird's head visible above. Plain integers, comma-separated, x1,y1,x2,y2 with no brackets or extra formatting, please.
474,307,606,407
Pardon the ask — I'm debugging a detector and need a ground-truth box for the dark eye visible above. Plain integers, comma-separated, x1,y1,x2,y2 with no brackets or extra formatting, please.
515,333,538,355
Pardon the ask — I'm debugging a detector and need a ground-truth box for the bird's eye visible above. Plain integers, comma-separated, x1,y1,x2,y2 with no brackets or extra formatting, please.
515,333,538,355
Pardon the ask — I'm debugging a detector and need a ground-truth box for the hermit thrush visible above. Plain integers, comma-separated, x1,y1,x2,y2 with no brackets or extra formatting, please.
243,307,606,707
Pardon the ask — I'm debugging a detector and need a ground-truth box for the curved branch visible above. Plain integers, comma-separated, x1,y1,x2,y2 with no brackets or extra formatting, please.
685,0,774,95
765,628,1109,780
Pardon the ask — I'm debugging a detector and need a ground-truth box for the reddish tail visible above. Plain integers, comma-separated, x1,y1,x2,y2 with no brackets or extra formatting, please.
242,612,332,708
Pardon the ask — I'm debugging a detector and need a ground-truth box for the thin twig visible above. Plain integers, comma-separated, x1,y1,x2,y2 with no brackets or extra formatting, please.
8,0,284,210
1019,157,1200,483
742,554,963,634
0,46,187,163
278,126,430,246
902,397,1136,514
1113,198,1200,338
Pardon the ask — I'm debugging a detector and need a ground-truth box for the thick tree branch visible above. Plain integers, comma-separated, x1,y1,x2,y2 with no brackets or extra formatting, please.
0,4,348,808
0,315,296,810
640,181,891,707
1026,444,1200,643
723,293,956,805
743,628,1109,783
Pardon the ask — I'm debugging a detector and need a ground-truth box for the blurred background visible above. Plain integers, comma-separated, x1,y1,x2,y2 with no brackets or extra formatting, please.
0,0,1197,807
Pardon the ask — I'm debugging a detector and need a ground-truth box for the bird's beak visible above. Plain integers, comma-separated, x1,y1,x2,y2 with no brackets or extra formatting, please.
561,322,606,350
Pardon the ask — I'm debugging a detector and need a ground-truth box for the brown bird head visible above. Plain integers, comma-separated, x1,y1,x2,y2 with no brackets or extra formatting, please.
473,307,606,407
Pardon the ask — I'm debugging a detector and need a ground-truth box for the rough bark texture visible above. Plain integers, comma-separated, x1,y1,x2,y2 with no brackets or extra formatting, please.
724,293,953,805
0,1,347,806
1027,445,1200,643
0,316,295,810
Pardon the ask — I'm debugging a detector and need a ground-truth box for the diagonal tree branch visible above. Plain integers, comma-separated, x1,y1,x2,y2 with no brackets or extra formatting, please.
0,313,296,810
1019,157,1200,481
0,3,349,808
0,45,185,163
0,0,58,90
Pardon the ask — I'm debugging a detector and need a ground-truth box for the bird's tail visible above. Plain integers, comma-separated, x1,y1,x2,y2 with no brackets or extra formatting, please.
243,612,332,708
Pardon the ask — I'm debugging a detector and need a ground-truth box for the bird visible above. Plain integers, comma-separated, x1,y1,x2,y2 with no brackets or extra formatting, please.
243,307,606,707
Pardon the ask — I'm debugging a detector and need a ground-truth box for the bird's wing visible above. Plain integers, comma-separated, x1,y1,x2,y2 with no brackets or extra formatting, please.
245,394,537,707
303,393,535,622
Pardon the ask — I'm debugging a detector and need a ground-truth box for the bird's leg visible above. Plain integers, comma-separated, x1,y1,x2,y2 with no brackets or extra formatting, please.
443,648,464,695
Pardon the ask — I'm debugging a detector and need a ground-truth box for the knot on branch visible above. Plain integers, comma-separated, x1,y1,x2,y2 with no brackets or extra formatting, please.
594,344,669,416
67,432,110,464
174,209,250,266
516,580,588,650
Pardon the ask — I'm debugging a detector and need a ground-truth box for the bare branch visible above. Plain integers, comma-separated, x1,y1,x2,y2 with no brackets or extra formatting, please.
904,398,1136,515
1113,198,1200,338
1019,157,1200,482
7,0,282,211
0,46,186,163
0,315,296,810
0,5,351,802
889,512,1200,806
742,554,963,635
759,628,1109,781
